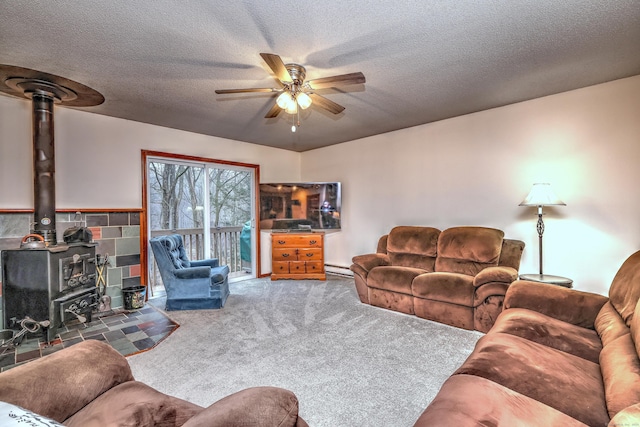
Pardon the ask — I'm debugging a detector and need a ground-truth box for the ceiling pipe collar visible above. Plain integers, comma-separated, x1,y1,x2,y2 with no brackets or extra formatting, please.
5,77,78,103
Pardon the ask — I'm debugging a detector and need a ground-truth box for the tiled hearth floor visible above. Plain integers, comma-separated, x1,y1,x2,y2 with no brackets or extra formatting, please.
0,304,178,372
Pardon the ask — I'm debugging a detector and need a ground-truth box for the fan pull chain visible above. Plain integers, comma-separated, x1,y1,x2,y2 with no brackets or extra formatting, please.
291,108,300,133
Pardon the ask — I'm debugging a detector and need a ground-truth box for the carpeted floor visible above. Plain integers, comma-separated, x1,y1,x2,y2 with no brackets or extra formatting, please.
128,275,482,427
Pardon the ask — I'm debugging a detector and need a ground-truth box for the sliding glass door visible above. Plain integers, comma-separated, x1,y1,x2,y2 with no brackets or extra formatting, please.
145,154,257,296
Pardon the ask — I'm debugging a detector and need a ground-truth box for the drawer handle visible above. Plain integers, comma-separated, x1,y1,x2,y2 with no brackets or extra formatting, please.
282,253,290,258
305,253,314,257
309,240,317,245
278,240,286,244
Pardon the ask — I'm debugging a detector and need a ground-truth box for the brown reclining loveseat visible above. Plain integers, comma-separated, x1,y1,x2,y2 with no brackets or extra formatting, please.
350,226,525,332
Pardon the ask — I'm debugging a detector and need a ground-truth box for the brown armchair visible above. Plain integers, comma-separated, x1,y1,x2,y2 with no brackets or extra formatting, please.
351,226,524,332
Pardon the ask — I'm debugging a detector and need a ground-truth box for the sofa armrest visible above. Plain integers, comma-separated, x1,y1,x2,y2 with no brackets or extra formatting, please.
210,265,230,284
175,266,212,279
0,340,133,423
350,253,390,279
191,258,220,268
351,253,390,272
182,387,308,427
474,266,518,287
504,280,609,329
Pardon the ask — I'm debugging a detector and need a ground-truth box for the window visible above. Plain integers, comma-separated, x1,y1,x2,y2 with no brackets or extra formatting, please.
142,151,259,296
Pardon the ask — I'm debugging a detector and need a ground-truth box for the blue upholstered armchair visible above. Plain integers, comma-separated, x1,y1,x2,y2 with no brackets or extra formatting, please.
149,234,230,310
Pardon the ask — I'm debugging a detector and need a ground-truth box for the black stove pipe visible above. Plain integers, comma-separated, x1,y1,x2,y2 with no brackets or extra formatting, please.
31,92,57,246
0,65,104,247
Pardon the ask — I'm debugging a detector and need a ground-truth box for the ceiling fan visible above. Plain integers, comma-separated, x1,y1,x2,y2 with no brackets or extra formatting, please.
215,53,365,130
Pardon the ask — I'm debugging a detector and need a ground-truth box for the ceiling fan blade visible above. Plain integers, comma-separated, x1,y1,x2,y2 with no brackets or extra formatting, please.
309,93,345,114
215,88,279,94
306,72,366,90
260,53,293,84
265,103,282,118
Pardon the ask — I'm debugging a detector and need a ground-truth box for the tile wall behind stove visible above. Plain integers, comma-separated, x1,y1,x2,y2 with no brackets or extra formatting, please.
0,211,141,328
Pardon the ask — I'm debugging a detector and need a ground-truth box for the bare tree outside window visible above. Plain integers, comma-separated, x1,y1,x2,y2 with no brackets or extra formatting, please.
209,168,252,227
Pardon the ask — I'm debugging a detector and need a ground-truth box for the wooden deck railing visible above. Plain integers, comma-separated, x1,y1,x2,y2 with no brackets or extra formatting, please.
148,226,248,291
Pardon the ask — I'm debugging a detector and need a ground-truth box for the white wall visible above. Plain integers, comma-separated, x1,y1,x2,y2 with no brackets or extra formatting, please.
301,76,640,295
0,95,301,209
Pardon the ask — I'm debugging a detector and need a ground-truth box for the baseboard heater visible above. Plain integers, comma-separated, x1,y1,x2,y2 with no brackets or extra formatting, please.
325,264,353,277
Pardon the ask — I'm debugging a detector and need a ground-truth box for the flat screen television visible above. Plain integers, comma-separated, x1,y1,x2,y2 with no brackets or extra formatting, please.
259,182,341,231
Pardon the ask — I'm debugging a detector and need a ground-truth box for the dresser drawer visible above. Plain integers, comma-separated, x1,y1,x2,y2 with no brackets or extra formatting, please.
272,248,297,261
272,261,290,274
289,261,306,273
297,248,322,261
272,235,323,248
305,261,324,274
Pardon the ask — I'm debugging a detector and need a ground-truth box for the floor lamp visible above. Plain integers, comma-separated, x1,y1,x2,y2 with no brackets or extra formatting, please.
519,183,566,276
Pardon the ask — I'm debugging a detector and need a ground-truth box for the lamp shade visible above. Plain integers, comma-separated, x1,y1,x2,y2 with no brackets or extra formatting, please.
519,183,566,207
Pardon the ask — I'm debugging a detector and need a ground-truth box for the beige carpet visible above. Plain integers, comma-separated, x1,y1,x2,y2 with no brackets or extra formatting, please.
127,275,481,426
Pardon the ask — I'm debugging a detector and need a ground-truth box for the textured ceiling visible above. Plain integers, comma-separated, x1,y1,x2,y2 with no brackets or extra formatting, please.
1,1,639,152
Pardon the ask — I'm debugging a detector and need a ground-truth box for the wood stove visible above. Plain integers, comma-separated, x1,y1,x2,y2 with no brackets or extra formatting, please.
2,243,98,342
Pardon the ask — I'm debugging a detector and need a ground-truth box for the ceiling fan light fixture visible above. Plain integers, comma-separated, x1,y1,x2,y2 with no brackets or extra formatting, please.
296,92,312,109
276,91,293,109
284,97,298,114
215,53,365,126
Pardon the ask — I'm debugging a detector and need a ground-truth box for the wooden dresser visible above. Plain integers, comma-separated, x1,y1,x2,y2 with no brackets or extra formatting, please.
271,232,326,280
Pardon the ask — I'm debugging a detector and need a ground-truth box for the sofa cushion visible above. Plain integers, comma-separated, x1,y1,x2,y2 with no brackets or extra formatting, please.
608,249,640,326
414,374,589,427
386,226,440,270
63,381,203,427
490,308,602,363
411,272,474,306
367,266,427,295
454,332,609,427
435,227,504,276
600,333,640,418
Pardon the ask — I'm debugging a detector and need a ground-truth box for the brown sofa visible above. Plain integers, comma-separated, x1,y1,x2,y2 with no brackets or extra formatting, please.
414,249,640,427
0,339,308,427
350,226,525,332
